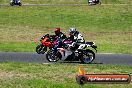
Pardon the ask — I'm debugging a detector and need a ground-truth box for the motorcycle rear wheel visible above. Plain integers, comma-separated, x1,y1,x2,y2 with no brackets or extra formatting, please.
46,50,60,62
80,50,95,64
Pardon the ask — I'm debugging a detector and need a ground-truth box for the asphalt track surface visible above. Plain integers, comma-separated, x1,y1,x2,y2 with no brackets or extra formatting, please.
0,52,132,66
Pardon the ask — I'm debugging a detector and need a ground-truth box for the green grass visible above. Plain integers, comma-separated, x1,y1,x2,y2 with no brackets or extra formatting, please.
0,4,132,53
0,42,36,52
0,62,131,88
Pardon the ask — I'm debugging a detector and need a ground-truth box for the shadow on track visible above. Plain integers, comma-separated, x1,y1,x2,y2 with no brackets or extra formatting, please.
60,61,103,64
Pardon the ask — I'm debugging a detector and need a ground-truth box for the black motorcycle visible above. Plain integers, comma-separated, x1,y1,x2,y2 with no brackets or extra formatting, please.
88,0,101,5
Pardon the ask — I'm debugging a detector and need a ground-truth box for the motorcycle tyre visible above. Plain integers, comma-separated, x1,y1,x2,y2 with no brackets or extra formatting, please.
36,44,47,54
80,50,95,64
46,50,60,62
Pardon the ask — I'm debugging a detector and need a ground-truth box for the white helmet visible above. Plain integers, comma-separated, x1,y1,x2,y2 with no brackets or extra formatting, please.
69,28,76,35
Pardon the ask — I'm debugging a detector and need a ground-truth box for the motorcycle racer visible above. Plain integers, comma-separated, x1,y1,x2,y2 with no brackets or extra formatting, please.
10,0,22,6
68,28,85,54
54,28,66,40
52,28,67,54
88,0,101,5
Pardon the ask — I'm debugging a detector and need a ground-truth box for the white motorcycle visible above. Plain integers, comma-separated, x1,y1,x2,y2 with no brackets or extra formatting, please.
88,0,101,5
46,40,97,64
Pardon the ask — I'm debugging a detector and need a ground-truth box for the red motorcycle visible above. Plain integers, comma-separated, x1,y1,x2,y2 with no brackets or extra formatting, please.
36,34,56,54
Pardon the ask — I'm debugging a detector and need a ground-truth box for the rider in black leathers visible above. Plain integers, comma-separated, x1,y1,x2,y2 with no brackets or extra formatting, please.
52,28,67,53
54,28,66,40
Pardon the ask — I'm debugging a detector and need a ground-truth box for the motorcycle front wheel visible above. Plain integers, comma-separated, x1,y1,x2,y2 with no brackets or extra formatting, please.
19,2,22,6
80,50,95,64
36,44,47,54
10,2,14,6
98,1,101,5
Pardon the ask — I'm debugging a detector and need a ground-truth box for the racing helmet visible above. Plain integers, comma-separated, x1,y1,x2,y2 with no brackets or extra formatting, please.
54,28,60,35
69,28,76,35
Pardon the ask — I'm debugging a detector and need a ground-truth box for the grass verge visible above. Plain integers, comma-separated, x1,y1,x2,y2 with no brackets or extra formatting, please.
0,62,132,88
0,42,36,52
